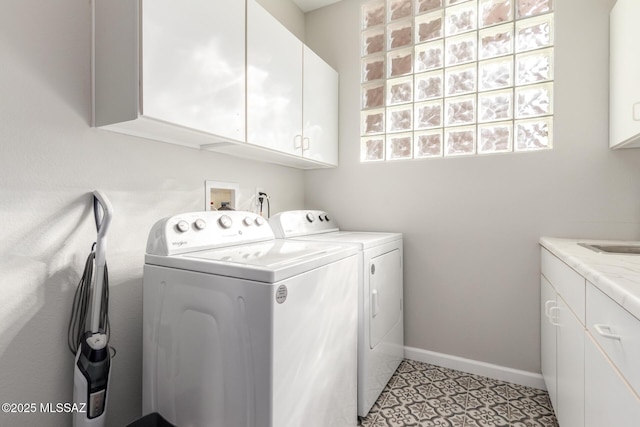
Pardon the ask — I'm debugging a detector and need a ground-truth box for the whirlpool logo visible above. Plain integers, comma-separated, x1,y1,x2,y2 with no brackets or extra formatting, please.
171,240,188,247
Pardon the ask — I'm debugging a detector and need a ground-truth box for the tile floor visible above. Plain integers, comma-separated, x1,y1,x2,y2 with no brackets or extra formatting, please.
358,359,558,427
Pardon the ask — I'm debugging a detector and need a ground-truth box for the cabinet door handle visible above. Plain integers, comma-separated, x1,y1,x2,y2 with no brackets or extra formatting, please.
594,324,622,340
544,300,555,317
294,135,302,149
548,306,560,326
302,137,310,151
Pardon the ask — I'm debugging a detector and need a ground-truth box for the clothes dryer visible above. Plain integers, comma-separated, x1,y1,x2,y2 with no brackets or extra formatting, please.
143,211,358,427
269,210,404,417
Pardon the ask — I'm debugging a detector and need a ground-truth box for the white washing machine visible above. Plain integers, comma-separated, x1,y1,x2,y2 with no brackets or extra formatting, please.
269,210,404,417
142,210,359,427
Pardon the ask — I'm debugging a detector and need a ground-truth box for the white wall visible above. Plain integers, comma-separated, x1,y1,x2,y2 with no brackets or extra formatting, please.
0,1,305,426
304,0,640,374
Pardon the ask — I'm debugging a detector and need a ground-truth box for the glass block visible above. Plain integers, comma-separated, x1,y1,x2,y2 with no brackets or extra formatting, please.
362,1,385,29
445,95,475,125
361,108,385,135
388,48,413,77
415,100,443,129
387,76,413,105
478,57,513,91
415,130,444,157
515,117,553,151
516,14,553,53
445,125,476,156
415,40,444,72
415,11,443,43
389,0,413,21
447,0,473,4
445,2,477,36
478,122,513,153
362,27,385,56
516,0,552,19
478,89,513,122
388,19,413,49
516,48,553,85
479,23,513,60
415,70,444,100
445,33,477,66
445,64,477,96
416,0,443,14
479,0,512,28
362,81,385,109
361,137,385,161
387,105,413,132
362,55,385,82
515,82,553,118
386,132,413,159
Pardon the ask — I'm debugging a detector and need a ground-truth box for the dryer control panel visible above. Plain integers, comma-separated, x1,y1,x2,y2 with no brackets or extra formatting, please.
269,210,339,238
146,211,274,256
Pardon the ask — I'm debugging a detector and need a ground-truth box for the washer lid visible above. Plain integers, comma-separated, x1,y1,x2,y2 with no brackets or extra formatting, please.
291,231,402,250
145,240,358,283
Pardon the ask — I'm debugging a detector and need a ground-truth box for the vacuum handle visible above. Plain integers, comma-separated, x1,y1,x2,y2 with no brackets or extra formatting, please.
92,191,113,268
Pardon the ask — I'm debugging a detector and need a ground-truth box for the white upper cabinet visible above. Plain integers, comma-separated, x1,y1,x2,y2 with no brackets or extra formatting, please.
246,1,339,167
610,0,640,148
93,0,245,147
94,0,339,169
303,46,339,165
246,0,303,157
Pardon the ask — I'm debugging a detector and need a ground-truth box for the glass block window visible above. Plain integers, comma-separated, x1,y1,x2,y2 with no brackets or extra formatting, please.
360,0,554,161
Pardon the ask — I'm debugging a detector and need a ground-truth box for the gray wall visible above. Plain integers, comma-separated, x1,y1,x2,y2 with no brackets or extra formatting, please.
0,1,304,426
304,0,640,374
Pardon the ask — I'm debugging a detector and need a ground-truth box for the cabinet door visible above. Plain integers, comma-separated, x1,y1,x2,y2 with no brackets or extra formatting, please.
610,0,640,148
247,0,303,156
540,276,558,413
556,296,584,427
302,46,339,166
585,334,640,427
142,0,245,142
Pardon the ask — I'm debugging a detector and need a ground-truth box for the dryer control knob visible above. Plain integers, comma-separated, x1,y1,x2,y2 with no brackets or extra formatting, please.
255,216,265,226
243,216,254,226
306,212,315,223
218,215,233,229
324,214,330,221
176,220,189,233
194,219,206,230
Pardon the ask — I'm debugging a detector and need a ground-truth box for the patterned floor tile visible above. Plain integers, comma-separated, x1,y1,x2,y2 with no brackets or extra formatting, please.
358,359,558,427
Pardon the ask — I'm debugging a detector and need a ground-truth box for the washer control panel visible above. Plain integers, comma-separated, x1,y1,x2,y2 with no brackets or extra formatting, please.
269,210,338,238
147,211,273,256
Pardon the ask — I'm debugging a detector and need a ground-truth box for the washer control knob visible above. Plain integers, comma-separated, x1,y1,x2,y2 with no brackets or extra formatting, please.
176,220,189,233
194,218,207,230
324,214,330,221
243,216,254,226
306,212,315,223
218,215,233,229
255,216,265,226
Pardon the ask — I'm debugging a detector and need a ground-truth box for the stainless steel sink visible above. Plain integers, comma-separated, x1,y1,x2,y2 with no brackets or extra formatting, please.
578,243,640,255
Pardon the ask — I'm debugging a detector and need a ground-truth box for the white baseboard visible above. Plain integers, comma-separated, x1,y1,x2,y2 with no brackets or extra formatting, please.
404,346,546,390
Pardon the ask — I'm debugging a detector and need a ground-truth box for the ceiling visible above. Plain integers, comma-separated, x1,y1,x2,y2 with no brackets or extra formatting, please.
293,0,343,12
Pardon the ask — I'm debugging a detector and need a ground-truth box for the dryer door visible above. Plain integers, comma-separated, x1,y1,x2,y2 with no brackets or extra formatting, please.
369,249,402,349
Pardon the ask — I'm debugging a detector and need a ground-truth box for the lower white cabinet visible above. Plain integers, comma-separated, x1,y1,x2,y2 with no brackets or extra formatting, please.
541,246,640,427
540,275,558,411
540,250,585,427
585,333,640,426
555,296,584,427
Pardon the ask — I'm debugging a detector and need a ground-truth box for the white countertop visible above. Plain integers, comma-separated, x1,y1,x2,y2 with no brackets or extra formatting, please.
540,237,640,321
